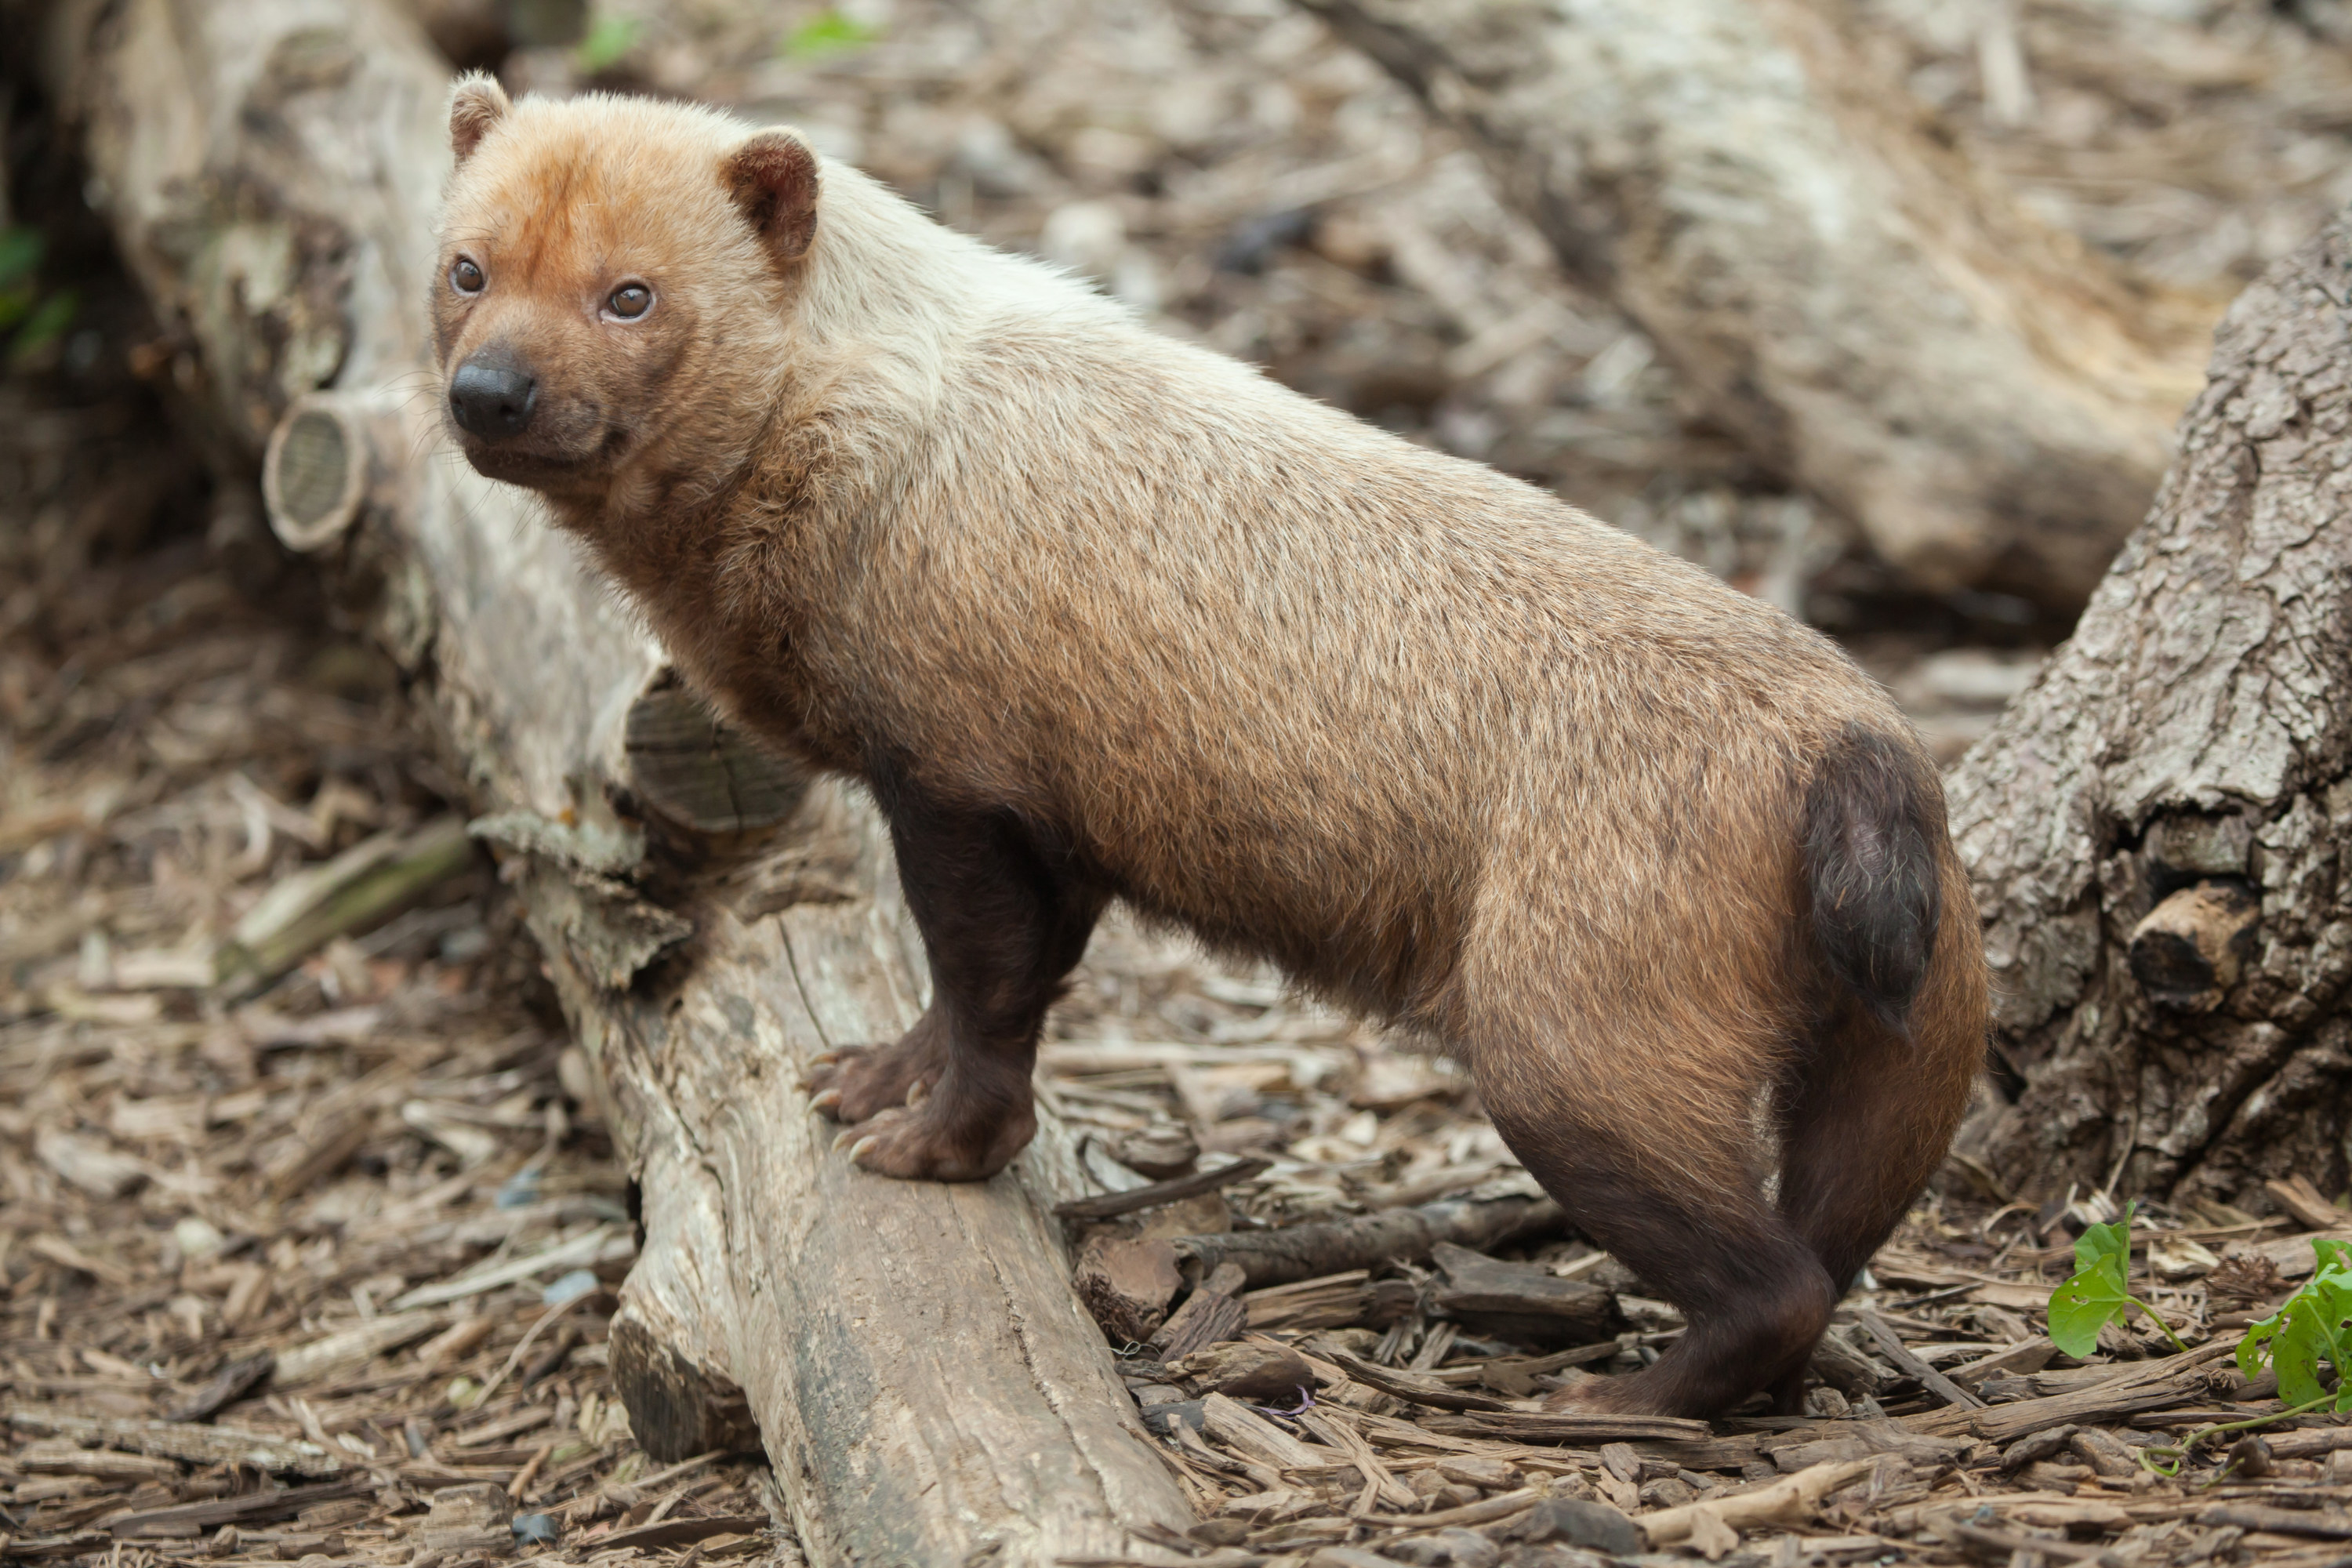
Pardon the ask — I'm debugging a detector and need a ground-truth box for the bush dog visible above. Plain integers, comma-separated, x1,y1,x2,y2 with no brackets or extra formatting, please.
432,78,1988,1418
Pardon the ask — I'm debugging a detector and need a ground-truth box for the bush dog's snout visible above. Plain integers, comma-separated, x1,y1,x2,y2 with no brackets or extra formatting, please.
448,355,538,438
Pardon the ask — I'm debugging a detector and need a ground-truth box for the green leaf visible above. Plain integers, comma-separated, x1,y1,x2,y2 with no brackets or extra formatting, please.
2049,1262,2127,1358
2074,1203,2134,1278
2238,1246,2352,1411
575,13,641,73
0,227,42,291
782,9,878,60
2272,1294,2334,1406
2240,1307,2282,1380
2047,1204,2137,1359
8,289,78,366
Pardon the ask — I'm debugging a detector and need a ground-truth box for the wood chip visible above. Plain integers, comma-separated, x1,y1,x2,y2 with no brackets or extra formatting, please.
1075,1234,1183,1344
1417,1408,1711,1443
1906,1338,2240,1443
2201,1504,2352,1540
1854,1308,1986,1409
6,1410,343,1477
595,1514,770,1550
1947,1335,2056,1388
16,1443,180,1483
1639,1457,1875,1547
273,1309,444,1385
1150,1262,1250,1359
2263,1175,2344,1232
1326,1350,1518,1412
162,1350,275,1422
391,1224,633,1309
32,1129,147,1199
23,1232,136,1287
1198,1392,1329,1472
1426,1241,1616,1347
107,1478,374,1537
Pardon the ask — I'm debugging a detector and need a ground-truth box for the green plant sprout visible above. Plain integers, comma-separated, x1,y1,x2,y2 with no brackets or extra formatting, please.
2136,1237,2352,1477
0,227,82,368
782,10,880,60
575,14,641,74
2046,1203,2191,1359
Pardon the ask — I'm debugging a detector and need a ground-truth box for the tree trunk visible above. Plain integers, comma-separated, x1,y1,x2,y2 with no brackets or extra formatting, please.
37,0,1192,1559
1292,0,2217,612
1947,209,2352,1209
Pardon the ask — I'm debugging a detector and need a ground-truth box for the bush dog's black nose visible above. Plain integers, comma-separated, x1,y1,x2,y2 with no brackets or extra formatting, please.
448,358,537,437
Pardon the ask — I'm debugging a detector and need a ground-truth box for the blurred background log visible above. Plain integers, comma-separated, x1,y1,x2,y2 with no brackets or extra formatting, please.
1948,206,2352,1209
34,0,1191,1559
1294,0,2222,612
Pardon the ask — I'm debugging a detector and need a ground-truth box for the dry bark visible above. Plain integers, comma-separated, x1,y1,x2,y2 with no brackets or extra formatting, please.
1948,210,2352,1207
35,0,1190,1559
1292,0,2216,610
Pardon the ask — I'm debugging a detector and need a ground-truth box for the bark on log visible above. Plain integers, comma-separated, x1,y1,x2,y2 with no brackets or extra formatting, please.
36,1,1191,1559
1292,0,2218,610
1948,209,2352,1207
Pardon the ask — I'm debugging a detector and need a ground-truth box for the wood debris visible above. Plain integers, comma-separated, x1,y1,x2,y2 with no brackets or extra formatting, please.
9,0,2352,1559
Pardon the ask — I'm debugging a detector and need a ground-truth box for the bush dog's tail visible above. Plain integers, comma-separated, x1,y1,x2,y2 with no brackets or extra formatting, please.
1803,724,1945,1036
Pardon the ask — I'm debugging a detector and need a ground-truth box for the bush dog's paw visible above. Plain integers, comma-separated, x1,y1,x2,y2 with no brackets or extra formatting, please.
801,1023,949,1123
837,1100,1036,1183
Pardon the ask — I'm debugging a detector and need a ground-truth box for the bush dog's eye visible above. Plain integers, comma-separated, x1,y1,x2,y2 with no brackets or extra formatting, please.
449,258,485,294
607,284,652,320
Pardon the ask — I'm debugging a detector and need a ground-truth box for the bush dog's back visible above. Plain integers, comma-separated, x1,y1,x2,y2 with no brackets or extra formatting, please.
431,78,1988,1419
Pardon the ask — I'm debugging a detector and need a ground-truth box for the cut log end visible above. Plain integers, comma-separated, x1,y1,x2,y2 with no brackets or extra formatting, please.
607,1310,760,1465
2128,881,2258,1011
622,680,808,855
263,397,372,553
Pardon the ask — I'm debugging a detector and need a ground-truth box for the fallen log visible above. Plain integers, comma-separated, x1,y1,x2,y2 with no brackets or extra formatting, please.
1294,0,2217,610
35,1,1189,1560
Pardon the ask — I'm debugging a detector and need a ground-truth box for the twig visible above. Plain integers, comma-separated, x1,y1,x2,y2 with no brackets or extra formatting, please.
506,1441,554,1499
1854,1311,1987,1410
1052,1157,1270,1220
473,1290,594,1407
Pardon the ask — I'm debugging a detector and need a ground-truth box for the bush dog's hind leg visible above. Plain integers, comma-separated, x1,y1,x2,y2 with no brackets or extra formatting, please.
1766,865,1985,1410
1755,735,1987,1410
1481,1040,1838,1418
806,781,1105,1181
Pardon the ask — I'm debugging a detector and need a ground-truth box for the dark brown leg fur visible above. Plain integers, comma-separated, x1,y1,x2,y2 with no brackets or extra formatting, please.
1492,1100,1838,1418
1766,910,1984,1410
806,782,1104,1181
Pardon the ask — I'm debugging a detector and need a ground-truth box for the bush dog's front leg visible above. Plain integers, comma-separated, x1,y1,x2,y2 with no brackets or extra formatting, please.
809,782,1103,1181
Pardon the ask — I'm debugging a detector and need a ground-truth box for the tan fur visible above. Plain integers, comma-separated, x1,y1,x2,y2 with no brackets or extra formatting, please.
431,82,1990,1417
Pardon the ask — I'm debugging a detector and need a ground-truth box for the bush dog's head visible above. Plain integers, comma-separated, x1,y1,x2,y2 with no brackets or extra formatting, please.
431,76,819,499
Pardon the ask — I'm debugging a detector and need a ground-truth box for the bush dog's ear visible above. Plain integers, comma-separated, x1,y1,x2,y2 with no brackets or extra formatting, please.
448,73,511,166
724,131,821,264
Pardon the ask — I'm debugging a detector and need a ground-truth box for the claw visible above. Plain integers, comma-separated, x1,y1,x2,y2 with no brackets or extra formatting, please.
833,1125,864,1151
905,1077,930,1108
847,1135,880,1166
809,1087,843,1114
809,1049,845,1068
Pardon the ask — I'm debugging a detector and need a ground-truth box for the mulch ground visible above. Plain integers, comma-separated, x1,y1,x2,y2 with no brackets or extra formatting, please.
6,353,2347,1568
6,0,2352,1560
